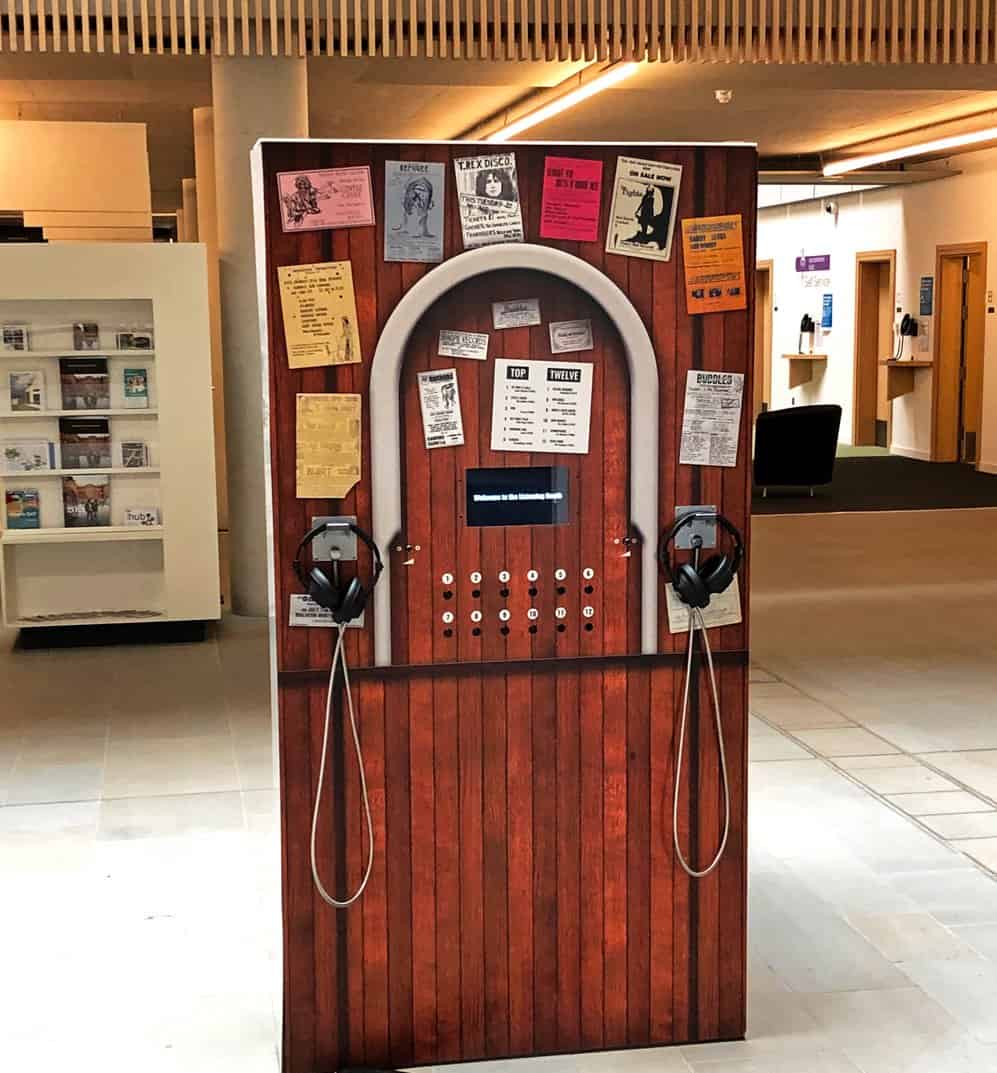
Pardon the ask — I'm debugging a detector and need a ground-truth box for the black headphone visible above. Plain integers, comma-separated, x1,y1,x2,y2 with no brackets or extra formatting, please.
659,510,744,610
293,521,383,625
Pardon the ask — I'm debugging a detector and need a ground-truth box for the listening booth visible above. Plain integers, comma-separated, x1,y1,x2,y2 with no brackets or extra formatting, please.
252,139,757,1073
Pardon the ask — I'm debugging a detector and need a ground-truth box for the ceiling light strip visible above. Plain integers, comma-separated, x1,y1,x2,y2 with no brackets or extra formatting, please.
823,124,997,177
487,62,642,143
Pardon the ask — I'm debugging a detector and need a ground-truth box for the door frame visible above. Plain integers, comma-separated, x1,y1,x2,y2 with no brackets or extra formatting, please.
754,258,773,419
852,249,896,445
931,241,988,464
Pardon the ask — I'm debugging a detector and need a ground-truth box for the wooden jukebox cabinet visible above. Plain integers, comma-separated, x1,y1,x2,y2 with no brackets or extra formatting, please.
253,140,756,1072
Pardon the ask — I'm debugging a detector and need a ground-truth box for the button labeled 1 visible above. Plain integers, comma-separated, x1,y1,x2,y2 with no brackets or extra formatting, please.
441,572,454,585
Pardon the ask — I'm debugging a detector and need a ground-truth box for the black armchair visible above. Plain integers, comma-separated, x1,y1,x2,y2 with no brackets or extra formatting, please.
753,404,842,496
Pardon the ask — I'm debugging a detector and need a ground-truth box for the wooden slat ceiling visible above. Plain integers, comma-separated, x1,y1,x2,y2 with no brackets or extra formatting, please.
2,0,995,61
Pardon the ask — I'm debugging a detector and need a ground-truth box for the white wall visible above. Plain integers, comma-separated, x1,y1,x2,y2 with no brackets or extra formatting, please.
757,147,997,472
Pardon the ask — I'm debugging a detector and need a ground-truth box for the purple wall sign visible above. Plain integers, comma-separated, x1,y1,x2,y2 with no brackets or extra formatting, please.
795,254,831,272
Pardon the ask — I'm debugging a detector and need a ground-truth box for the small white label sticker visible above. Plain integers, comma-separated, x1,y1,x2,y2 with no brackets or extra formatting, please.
441,572,454,585
549,318,594,354
438,329,490,361
527,569,539,581
289,594,364,628
498,569,511,583
499,609,511,622
442,610,455,624
555,607,568,620
554,568,567,581
582,605,595,618
471,610,483,623
470,571,482,583
582,567,595,580
492,298,541,329
666,575,743,633
527,608,539,620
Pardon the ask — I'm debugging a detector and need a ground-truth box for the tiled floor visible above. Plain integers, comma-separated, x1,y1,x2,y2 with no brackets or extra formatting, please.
3,507,997,1072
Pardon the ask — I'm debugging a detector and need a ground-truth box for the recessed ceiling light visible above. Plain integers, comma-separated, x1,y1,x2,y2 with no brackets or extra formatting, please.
487,62,642,143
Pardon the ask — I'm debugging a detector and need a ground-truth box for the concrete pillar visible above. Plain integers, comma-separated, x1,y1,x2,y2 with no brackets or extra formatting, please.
181,178,198,242
212,56,308,616
194,106,230,607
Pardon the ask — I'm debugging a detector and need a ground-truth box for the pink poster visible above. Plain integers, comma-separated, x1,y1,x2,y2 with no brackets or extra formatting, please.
277,166,375,233
539,156,604,243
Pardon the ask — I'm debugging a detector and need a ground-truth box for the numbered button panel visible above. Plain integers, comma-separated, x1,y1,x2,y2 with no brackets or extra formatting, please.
434,566,599,638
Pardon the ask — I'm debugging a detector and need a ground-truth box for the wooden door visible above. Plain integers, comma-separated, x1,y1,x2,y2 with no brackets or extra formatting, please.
394,268,636,667
934,244,987,463
935,255,965,462
753,261,772,420
853,252,895,446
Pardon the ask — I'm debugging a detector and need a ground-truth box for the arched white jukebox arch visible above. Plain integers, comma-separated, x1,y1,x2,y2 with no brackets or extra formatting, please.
369,242,660,665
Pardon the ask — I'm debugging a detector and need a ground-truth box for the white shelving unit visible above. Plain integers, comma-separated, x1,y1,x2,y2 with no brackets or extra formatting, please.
0,244,220,628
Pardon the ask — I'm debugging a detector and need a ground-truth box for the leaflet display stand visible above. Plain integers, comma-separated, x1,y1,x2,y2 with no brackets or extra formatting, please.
253,140,756,1073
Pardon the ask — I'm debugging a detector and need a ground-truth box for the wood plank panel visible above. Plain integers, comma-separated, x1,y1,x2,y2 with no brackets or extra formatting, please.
260,141,753,1073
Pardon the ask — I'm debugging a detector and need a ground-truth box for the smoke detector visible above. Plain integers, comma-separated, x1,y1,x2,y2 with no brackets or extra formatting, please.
714,89,733,104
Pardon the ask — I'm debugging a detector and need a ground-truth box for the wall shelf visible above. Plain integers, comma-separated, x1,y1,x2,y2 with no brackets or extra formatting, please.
1,408,158,419
0,467,159,478
0,349,155,359
782,353,828,389
0,244,219,628
1,525,164,545
880,359,933,400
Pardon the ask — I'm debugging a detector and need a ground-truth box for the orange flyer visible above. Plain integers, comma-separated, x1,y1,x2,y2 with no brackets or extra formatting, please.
681,214,748,315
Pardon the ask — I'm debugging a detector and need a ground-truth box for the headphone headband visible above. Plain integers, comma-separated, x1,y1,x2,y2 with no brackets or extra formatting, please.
293,521,383,590
659,510,743,582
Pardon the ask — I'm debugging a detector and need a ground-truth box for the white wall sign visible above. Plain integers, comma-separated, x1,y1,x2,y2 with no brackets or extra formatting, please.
490,358,593,454
438,329,489,360
492,298,541,329
417,367,465,449
549,319,594,353
679,370,745,468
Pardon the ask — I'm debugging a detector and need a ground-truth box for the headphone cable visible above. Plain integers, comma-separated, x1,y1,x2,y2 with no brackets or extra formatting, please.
310,623,375,909
673,607,731,879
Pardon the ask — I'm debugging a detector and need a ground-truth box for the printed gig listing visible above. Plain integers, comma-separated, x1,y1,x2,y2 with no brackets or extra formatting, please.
491,358,594,454
679,370,745,468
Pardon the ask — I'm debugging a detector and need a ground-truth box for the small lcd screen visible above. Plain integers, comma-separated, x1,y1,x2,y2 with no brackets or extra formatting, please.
465,466,570,527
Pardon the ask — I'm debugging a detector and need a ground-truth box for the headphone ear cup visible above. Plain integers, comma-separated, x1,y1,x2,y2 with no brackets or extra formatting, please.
674,562,710,609
699,553,735,595
308,566,339,612
334,577,367,624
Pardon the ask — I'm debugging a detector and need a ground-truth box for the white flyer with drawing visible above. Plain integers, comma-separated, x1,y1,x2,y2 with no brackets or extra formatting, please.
438,330,489,360
454,152,525,248
679,370,745,468
417,368,465,449
490,358,593,454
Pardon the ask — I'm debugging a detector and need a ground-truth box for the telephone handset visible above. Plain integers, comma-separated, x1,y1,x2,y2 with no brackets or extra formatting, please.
660,510,744,879
296,520,384,909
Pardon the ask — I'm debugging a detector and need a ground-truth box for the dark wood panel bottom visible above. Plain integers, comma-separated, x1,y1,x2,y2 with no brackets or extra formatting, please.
281,661,748,1072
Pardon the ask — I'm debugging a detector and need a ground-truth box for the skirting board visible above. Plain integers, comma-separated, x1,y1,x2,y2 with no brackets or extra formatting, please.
890,444,932,461
979,459,997,475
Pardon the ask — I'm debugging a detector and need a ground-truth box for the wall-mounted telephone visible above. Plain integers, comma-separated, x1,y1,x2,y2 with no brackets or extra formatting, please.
295,520,384,909
660,511,744,879
894,313,919,360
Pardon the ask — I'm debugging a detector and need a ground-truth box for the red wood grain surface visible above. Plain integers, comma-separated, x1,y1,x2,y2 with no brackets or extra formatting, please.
260,141,756,1072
